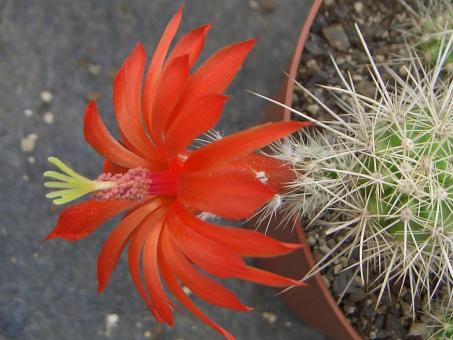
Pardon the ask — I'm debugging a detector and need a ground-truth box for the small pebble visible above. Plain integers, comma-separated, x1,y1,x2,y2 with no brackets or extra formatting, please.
345,305,356,314
375,54,385,63
420,313,431,323
335,56,346,65
307,104,320,115
333,263,343,274
398,65,408,76
306,59,318,70
20,133,38,153
401,302,411,317
260,0,276,13
88,63,101,75
105,314,119,336
353,275,364,286
261,311,277,324
307,235,316,246
248,0,259,9
24,109,33,117
40,90,53,103
43,112,54,124
324,0,334,6
27,156,35,164
354,2,363,14
144,331,152,338
409,322,427,336
322,24,350,51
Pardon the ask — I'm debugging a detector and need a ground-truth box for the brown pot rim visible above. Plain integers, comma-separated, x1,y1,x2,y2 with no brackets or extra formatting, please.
258,1,361,339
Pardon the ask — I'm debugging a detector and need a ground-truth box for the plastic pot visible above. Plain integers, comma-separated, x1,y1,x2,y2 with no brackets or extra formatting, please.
256,1,361,339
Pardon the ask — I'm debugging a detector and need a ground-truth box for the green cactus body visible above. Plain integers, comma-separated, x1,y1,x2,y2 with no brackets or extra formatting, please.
272,28,453,317
362,117,453,244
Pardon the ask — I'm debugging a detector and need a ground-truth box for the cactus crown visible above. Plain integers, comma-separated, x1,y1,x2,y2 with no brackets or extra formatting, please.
266,28,453,311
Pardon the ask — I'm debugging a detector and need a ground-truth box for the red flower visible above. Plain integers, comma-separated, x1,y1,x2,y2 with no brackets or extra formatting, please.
44,6,308,339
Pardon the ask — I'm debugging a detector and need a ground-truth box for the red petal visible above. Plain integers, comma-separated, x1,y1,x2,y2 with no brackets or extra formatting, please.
113,44,163,162
175,203,301,257
102,159,128,174
45,199,136,241
158,243,236,340
97,199,165,292
167,207,247,278
178,169,274,220
127,206,170,323
165,94,228,159
83,101,158,170
236,266,306,288
143,217,174,325
167,24,212,67
167,39,255,129
150,55,190,144
142,6,183,133
185,121,309,171
168,206,303,289
160,227,251,311
229,154,295,192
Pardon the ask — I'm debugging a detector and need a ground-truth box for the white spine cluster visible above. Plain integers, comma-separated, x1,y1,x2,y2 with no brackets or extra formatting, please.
263,28,453,314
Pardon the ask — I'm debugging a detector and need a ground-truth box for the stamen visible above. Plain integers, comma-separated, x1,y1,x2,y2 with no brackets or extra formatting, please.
92,168,151,201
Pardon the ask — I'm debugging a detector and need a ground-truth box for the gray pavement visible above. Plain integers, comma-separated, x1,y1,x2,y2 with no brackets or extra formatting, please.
0,0,325,339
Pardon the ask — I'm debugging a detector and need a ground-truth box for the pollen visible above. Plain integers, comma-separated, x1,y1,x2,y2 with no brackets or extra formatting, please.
92,168,151,201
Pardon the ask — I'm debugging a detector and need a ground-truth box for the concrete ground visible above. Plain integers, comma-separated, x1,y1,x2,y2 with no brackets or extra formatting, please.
0,1,325,339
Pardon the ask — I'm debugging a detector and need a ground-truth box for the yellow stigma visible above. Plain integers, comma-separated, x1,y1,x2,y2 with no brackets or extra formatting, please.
43,157,114,205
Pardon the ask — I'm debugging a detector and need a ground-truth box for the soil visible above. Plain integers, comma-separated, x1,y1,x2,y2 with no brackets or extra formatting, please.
291,0,446,339
293,0,409,122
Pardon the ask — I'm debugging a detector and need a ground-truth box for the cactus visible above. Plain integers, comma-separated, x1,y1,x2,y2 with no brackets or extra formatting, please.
400,0,453,70
262,28,453,311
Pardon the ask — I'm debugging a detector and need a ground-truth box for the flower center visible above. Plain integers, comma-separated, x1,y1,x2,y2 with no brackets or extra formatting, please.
44,157,179,205
92,168,179,200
